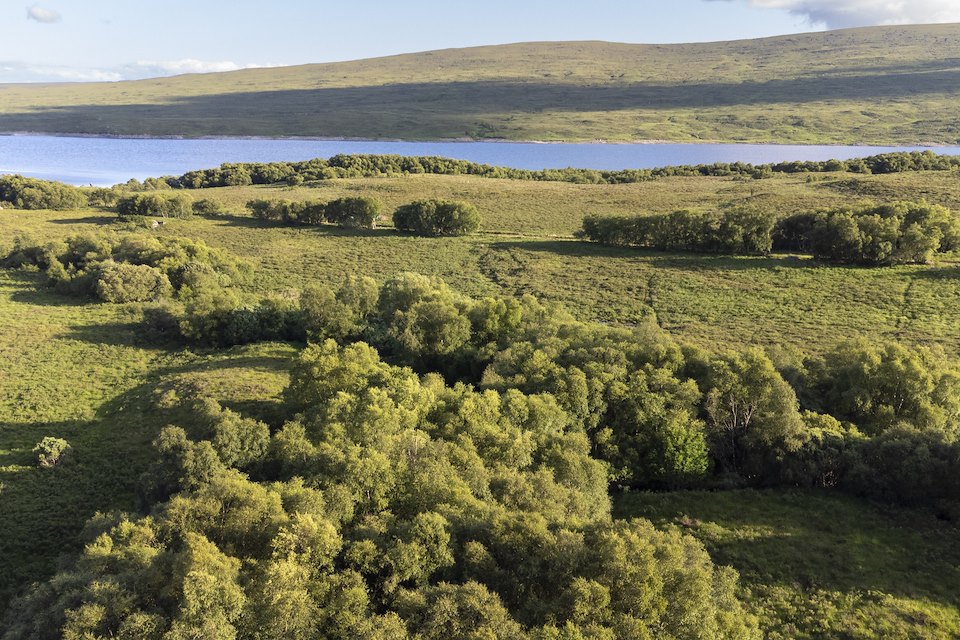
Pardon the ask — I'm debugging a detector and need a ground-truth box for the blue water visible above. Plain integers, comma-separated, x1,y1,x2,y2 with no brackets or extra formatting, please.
2,134,959,186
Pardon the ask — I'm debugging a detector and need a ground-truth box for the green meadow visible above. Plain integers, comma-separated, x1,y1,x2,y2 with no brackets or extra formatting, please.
2,164,960,637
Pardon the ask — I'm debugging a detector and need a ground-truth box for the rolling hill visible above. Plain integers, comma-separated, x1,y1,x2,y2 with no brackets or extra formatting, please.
2,24,960,143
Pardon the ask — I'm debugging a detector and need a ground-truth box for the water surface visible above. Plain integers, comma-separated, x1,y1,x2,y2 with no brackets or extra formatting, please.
2,134,959,186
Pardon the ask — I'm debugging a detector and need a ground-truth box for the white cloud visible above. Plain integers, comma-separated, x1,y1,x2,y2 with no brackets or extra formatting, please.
0,62,120,82
26,5,61,23
125,59,269,76
0,59,277,83
719,0,960,28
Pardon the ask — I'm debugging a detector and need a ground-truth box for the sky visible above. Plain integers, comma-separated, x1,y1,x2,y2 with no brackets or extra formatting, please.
3,0,960,83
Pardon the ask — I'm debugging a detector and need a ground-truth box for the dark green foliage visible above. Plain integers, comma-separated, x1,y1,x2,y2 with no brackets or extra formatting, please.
581,207,776,255
781,201,960,265
585,200,960,264
393,199,481,236
246,199,325,225
161,151,960,190
323,196,383,229
0,175,87,210
95,262,173,303
2,232,250,303
32,437,72,468
192,198,230,217
116,192,193,219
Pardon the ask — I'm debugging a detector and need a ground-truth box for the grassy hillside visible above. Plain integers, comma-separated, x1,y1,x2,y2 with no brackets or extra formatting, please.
2,24,960,142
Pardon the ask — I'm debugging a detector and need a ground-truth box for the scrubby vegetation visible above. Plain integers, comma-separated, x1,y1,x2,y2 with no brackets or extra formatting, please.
2,232,250,303
2,161,960,638
0,175,87,211
393,199,481,236
138,150,960,190
116,192,193,219
582,200,960,265
246,196,384,229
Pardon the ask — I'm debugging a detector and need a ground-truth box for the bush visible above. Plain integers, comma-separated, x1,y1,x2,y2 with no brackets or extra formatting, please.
324,196,383,229
95,262,173,303
776,201,958,265
117,192,193,219
0,175,87,210
33,437,72,467
393,199,481,236
580,207,776,255
192,199,229,217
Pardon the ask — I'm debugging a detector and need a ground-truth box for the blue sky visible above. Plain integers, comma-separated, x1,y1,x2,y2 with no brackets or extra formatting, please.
4,0,960,82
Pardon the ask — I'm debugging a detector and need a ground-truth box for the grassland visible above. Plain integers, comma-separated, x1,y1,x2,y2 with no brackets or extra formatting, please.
3,166,960,633
5,169,960,355
615,490,960,639
3,24,960,143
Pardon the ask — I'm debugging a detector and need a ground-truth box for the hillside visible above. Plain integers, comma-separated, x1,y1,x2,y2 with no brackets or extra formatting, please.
2,24,960,143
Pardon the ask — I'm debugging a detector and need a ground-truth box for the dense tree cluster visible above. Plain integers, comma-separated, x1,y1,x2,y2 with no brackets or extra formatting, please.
116,193,194,219
246,197,479,235
149,151,960,190
155,271,960,510
393,199,481,236
2,347,760,640
0,175,87,210
2,232,250,304
246,197,382,228
772,201,960,264
582,200,960,264
580,208,776,255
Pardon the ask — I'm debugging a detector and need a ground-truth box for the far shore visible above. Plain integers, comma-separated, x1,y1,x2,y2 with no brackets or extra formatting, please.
0,131,954,148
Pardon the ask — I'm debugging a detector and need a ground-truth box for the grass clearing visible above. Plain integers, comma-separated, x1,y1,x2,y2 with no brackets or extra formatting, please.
614,489,960,639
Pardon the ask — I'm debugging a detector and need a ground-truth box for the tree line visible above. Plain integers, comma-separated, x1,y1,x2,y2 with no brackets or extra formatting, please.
248,197,481,236
2,151,959,212
122,150,960,190
581,200,960,265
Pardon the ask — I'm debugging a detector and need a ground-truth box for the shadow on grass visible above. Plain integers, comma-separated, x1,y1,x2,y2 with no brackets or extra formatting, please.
615,488,960,607
489,239,819,270
47,215,117,226
0,344,295,609
3,68,960,137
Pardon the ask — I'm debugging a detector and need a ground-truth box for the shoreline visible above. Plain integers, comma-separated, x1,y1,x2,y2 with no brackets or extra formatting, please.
0,131,954,148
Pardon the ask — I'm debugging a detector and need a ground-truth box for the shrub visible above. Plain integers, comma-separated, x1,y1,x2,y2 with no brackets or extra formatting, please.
324,196,383,229
0,175,87,210
192,198,229,216
95,262,173,303
117,192,193,219
33,437,72,467
393,199,481,236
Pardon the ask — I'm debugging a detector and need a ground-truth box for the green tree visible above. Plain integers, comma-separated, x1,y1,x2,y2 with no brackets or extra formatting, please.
393,199,481,236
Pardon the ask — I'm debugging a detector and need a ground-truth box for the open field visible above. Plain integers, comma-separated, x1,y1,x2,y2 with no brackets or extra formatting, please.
615,490,960,639
3,24,960,143
4,169,960,355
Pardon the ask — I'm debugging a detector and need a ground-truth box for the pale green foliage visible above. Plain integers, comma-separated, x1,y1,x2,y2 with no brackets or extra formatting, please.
32,436,72,468
95,261,172,303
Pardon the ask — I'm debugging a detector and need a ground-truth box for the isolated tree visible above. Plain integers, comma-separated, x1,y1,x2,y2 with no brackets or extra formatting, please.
393,199,481,236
